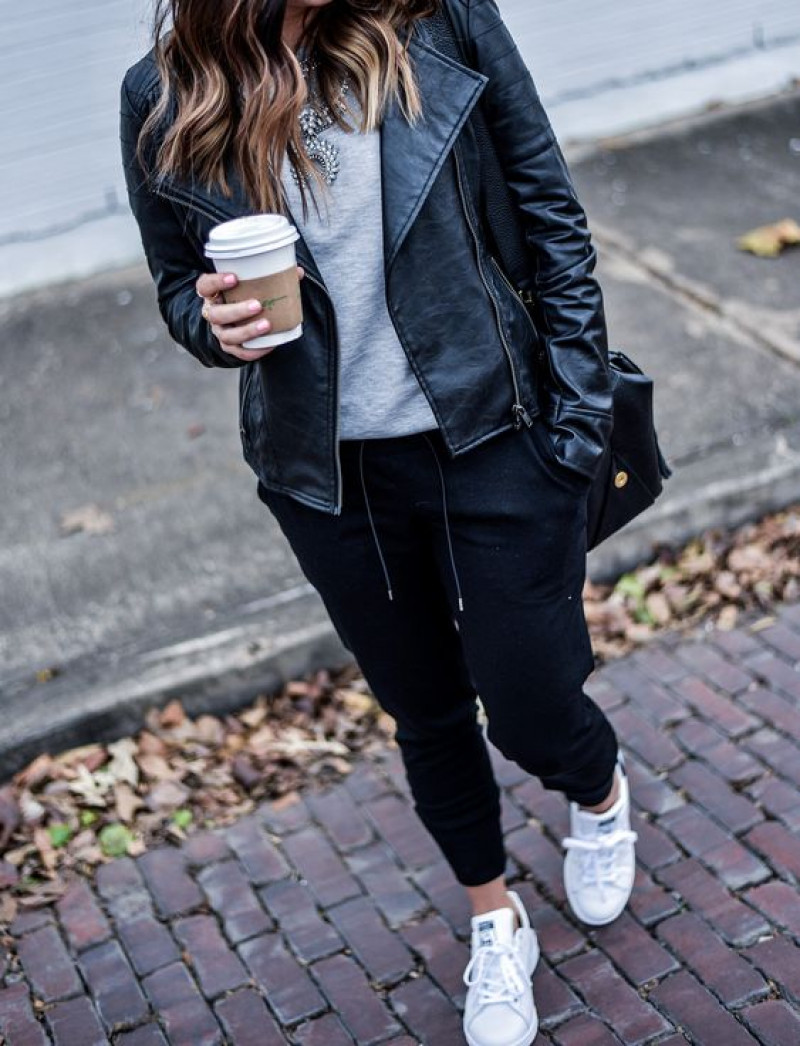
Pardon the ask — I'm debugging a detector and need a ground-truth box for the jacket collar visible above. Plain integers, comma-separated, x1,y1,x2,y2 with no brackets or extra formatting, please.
153,26,487,286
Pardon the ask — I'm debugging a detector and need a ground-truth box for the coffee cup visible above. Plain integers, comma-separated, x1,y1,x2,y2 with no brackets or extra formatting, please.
204,214,303,349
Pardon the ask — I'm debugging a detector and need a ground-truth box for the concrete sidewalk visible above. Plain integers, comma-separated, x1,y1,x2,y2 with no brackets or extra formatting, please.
1,89,799,776
3,600,800,1044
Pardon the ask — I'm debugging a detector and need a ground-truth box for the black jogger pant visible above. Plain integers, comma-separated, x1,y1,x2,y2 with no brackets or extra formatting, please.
257,416,618,886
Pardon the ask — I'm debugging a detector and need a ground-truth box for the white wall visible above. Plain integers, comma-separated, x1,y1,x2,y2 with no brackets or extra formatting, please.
1,0,799,297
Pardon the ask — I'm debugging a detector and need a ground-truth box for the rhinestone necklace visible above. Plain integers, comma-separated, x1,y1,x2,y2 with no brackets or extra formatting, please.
294,50,352,186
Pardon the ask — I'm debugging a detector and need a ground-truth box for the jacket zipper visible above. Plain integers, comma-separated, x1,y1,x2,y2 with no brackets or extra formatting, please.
153,184,344,513
451,146,533,432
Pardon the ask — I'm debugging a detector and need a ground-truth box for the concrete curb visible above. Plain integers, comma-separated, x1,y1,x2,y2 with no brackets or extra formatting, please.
0,620,350,782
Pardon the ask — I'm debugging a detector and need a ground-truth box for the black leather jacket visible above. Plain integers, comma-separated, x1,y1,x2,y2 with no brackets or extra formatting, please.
119,0,612,514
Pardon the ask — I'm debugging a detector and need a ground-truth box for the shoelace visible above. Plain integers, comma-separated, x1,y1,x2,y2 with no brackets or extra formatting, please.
563,828,638,890
462,941,529,1004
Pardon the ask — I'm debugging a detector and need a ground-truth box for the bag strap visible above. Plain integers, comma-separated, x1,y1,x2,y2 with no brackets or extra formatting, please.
425,4,535,301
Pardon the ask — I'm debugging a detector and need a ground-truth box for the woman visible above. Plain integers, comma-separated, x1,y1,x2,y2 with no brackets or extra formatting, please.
120,1,637,1042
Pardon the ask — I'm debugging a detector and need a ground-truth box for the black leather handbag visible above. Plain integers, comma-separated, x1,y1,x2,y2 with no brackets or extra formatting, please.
427,7,672,550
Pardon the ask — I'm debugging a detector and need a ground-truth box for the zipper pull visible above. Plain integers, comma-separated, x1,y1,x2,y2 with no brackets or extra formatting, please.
512,403,534,429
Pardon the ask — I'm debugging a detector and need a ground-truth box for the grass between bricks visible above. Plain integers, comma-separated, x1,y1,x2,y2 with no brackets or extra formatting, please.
0,501,798,919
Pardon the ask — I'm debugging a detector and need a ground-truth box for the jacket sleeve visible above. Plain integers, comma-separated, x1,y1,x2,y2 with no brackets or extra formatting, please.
119,75,246,370
465,0,612,481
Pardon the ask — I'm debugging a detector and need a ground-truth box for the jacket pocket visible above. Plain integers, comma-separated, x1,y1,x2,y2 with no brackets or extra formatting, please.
528,412,591,495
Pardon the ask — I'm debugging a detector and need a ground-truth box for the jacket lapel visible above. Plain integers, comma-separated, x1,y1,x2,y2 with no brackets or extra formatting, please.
381,30,487,272
154,26,487,284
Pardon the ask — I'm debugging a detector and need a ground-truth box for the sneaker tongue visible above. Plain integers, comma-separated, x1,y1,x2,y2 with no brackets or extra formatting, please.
472,906,516,948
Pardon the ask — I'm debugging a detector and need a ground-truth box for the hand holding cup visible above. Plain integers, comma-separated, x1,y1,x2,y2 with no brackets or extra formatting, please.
196,267,305,362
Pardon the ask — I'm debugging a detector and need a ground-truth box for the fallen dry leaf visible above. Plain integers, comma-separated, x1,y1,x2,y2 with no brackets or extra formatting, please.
59,503,114,536
737,218,800,257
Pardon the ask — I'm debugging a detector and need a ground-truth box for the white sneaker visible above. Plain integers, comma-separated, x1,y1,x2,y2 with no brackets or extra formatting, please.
462,889,540,1046
562,753,638,926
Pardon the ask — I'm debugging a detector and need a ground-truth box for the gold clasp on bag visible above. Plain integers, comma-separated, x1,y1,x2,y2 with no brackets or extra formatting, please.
614,470,629,489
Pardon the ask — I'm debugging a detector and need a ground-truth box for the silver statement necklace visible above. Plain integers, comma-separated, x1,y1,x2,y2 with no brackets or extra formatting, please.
294,50,351,186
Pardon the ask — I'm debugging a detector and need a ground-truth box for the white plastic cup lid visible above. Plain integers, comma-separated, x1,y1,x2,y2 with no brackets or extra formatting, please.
204,214,299,258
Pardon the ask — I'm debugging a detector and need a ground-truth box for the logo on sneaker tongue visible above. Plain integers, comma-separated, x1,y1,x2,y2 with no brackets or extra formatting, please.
477,919,496,946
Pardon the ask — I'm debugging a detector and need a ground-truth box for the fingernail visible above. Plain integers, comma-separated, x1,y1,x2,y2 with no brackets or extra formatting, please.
248,300,261,312
223,274,236,286
256,320,270,331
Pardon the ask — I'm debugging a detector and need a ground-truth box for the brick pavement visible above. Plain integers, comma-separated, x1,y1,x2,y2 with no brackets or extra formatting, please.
3,600,800,1044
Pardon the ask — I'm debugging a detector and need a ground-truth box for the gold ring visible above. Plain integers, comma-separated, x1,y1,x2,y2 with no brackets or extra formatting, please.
201,300,212,321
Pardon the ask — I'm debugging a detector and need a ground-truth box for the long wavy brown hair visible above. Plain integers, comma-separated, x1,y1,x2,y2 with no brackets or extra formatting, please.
138,0,440,219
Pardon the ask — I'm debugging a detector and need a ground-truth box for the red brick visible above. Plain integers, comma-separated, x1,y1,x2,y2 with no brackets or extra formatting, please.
656,911,767,1006
344,840,428,928
374,747,414,795
756,621,800,660
659,803,730,856
748,774,800,831
312,952,402,1044
213,987,285,1046
624,754,683,816
742,999,800,1046
365,793,441,869
137,847,203,918
675,642,754,695
46,995,108,1046
748,822,800,882
0,982,49,1046
326,895,414,986
412,860,471,939
95,857,144,902
142,961,222,1044
709,625,764,659
500,789,528,833
746,881,800,936
113,909,181,978
512,881,584,962
282,826,362,908
552,1013,629,1045
630,810,681,871
238,932,326,1025
305,783,375,851
259,878,343,961
509,776,568,837
17,924,81,1002
607,704,683,771
224,814,290,884
669,761,763,833
115,1024,169,1046
739,685,800,737
658,859,769,946
260,789,313,833
197,858,272,944
559,951,670,1043
672,720,764,784
388,974,463,1044
401,912,470,1008
746,651,800,700
181,830,231,867
744,729,800,789
173,914,249,998
671,675,758,737
628,866,683,927
630,644,689,685
341,760,395,803
532,960,582,1029
56,880,111,952
701,837,771,891
594,911,679,986
294,1012,355,1046
9,908,54,937
583,676,627,714
649,970,756,1046
744,935,800,1006
504,824,566,903
78,938,149,1030
779,602,800,629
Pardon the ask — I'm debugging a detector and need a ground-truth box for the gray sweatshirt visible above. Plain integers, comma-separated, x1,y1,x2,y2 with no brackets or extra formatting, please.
280,92,438,440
